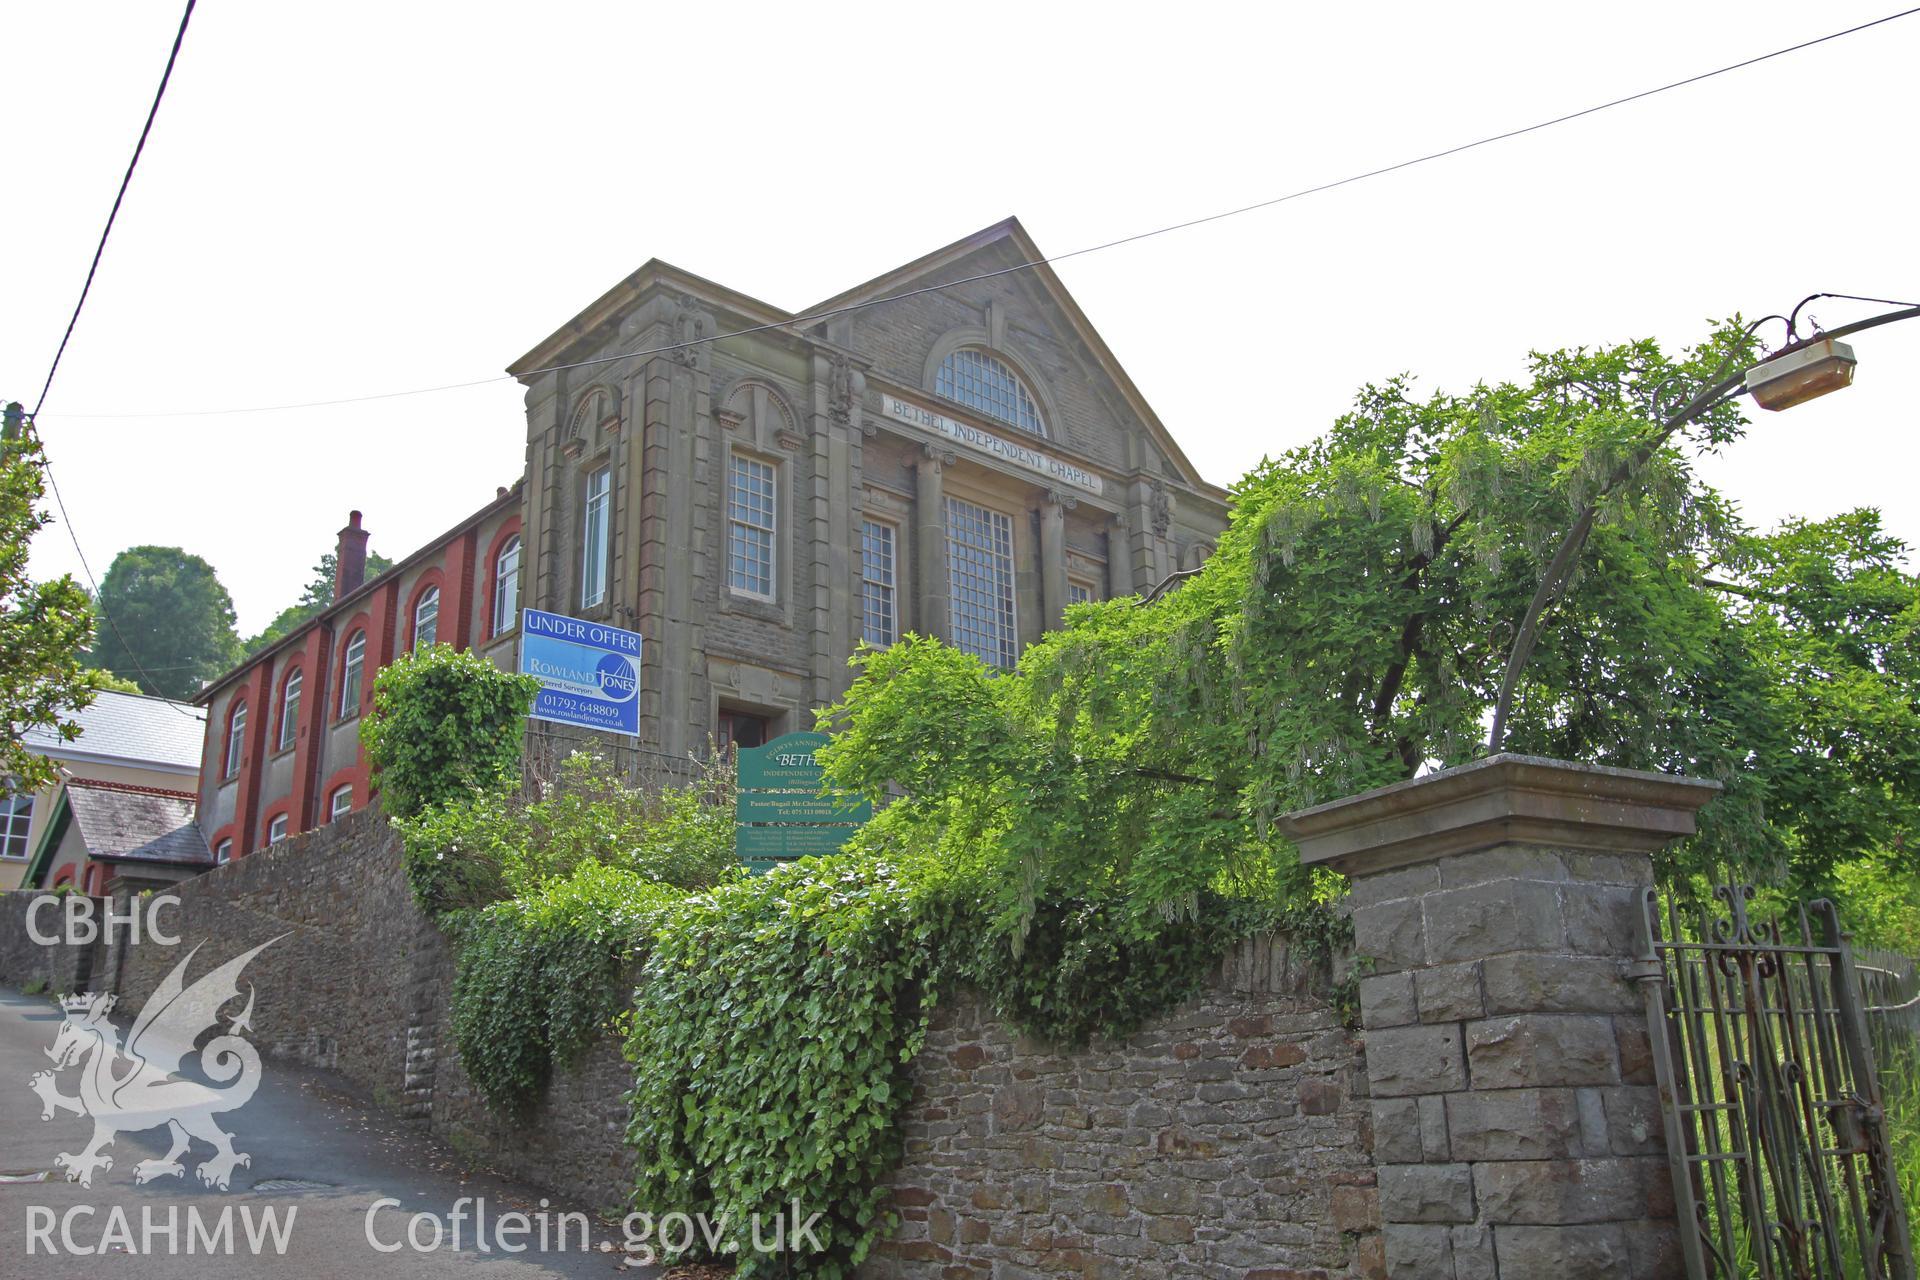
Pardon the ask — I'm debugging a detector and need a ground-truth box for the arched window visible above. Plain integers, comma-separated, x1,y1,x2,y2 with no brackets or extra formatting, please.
935,348,1044,435
224,701,247,778
339,631,366,717
413,586,440,649
493,535,521,636
277,669,302,751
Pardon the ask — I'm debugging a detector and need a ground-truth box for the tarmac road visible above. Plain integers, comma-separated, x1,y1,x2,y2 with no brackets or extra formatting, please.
0,987,655,1278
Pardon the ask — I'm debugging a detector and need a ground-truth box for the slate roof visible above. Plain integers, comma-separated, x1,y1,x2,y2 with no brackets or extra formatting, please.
63,779,212,866
20,689,205,771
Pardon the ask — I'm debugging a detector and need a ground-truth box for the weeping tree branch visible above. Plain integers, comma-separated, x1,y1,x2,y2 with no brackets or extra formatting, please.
1486,303,1920,755
1485,375,1741,754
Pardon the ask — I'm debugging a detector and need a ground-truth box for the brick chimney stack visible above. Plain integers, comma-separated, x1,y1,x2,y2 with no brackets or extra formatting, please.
335,510,369,601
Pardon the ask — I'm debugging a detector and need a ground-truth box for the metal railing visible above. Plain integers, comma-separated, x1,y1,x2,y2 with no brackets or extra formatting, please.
1636,886,1915,1279
519,727,716,800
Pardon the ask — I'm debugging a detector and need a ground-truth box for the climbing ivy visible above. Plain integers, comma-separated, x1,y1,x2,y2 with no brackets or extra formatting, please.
449,861,683,1115
624,857,937,1277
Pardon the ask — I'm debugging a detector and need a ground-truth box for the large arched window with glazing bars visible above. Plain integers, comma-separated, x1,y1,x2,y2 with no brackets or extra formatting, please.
934,348,1044,436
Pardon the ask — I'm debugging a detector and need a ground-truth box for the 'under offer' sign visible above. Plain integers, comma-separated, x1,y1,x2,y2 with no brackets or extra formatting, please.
735,731,871,871
518,608,643,736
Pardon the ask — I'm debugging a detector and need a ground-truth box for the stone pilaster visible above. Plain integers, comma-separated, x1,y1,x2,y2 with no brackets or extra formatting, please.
1106,514,1133,598
1282,755,1719,1280
915,447,953,642
1040,490,1071,628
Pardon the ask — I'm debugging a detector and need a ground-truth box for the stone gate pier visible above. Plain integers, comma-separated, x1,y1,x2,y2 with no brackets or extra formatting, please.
1283,754,1718,1280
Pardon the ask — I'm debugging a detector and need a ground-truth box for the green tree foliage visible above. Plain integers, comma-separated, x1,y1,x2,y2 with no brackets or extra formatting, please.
0,408,100,790
359,644,540,821
1710,510,1920,888
819,324,1920,943
244,549,394,654
85,545,241,698
83,669,144,694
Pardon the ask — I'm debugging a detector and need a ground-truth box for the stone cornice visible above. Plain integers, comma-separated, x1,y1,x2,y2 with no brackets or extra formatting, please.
1279,754,1722,878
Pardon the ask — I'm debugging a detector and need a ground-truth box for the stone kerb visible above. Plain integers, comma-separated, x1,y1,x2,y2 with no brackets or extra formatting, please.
1281,755,1720,1280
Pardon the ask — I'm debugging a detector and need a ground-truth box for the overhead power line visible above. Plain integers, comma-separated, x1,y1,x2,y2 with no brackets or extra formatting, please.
32,0,197,420
41,2,1920,424
29,0,200,714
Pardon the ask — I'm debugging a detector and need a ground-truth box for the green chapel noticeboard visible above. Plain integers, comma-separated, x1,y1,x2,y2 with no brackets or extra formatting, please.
735,731,872,872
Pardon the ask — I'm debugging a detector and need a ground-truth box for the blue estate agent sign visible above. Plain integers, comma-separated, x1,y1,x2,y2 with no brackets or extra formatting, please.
518,608,643,736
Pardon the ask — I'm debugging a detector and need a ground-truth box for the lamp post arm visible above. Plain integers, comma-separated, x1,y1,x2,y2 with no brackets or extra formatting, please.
1782,302,1920,349
1484,303,1920,756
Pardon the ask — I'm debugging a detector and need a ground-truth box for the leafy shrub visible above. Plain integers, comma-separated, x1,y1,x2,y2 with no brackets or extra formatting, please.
524,750,737,891
360,644,540,821
625,855,935,1277
396,787,518,917
450,862,683,1114
395,748,738,918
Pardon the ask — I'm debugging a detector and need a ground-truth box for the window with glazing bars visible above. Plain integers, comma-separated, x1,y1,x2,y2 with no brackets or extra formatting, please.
860,520,897,646
934,348,1044,435
278,669,301,750
338,632,365,717
493,535,521,635
581,466,611,608
728,453,776,597
945,496,1018,668
1067,579,1094,607
0,792,32,860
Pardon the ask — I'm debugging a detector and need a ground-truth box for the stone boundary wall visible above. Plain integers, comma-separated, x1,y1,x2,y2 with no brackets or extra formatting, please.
0,814,1383,1279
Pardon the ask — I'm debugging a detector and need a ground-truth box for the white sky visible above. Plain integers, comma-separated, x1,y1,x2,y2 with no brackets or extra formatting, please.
4,1,1916,637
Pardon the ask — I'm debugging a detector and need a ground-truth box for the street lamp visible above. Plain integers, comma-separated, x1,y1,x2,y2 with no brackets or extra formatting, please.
1746,337,1858,411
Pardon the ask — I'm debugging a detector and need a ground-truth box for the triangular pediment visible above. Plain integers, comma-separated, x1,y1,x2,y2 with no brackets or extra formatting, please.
810,218,1221,498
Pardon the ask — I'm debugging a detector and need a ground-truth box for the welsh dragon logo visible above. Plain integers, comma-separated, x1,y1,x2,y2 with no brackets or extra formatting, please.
27,938,280,1189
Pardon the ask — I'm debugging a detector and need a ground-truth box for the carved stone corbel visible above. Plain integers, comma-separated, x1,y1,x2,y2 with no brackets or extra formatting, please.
827,356,854,428
671,293,708,368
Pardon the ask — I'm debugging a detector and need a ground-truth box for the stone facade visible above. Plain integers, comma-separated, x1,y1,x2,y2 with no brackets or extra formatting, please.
0,812,1379,1277
1283,754,1717,1280
182,217,1230,870
875,943,1377,1279
512,218,1230,754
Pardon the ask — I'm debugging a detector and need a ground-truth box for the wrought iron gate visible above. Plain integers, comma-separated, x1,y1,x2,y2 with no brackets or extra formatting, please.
1635,885,1915,1279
